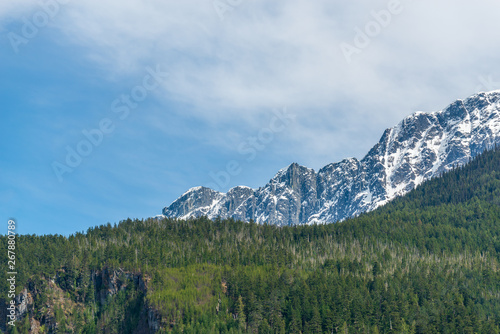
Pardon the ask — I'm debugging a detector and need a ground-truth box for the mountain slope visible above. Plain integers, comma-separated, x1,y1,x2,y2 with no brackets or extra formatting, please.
4,147,500,333
163,91,500,225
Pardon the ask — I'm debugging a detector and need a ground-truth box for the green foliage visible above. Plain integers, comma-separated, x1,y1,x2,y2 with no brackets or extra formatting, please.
1,147,500,332
148,264,224,326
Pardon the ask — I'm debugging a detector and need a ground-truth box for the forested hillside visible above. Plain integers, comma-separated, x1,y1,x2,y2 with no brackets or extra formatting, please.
1,147,500,333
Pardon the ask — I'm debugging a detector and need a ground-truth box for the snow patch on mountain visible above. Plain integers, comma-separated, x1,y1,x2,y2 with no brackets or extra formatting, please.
163,91,500,225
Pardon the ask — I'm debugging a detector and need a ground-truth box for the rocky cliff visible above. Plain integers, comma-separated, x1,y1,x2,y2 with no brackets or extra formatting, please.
163,91,500,226
1,268,160,333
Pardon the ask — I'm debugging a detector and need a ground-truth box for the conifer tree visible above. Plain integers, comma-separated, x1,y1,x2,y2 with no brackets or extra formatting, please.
236,295,246,331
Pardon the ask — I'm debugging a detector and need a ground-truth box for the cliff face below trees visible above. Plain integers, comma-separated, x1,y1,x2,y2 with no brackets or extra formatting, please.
1,268,160,333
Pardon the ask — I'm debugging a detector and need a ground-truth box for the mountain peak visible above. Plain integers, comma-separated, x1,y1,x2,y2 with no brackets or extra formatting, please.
163,91,500,225
276,162,313,173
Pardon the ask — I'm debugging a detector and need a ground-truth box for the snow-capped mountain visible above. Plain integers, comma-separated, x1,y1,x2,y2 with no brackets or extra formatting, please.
163,91,500,225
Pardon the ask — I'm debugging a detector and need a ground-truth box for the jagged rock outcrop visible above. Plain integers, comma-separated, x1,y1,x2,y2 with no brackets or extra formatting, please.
163,91,500,226
1,268,160,333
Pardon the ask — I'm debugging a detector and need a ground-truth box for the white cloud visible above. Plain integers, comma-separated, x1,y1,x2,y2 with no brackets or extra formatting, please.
4,0,500,166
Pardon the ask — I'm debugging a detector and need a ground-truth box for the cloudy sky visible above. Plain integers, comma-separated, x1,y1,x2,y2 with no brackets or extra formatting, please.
2,0,500,235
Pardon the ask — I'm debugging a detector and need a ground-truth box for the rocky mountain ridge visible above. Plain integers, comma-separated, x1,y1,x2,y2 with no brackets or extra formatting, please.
163,91,500,225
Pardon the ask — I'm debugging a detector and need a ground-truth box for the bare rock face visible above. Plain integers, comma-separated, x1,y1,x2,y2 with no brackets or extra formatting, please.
163,91,500,226
1,269,160,333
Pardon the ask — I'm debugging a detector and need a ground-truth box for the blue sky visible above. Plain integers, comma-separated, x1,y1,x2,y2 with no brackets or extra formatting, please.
2,0,500,235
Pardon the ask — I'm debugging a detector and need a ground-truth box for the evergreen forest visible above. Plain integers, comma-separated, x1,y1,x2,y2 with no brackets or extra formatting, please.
1,147,500,333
